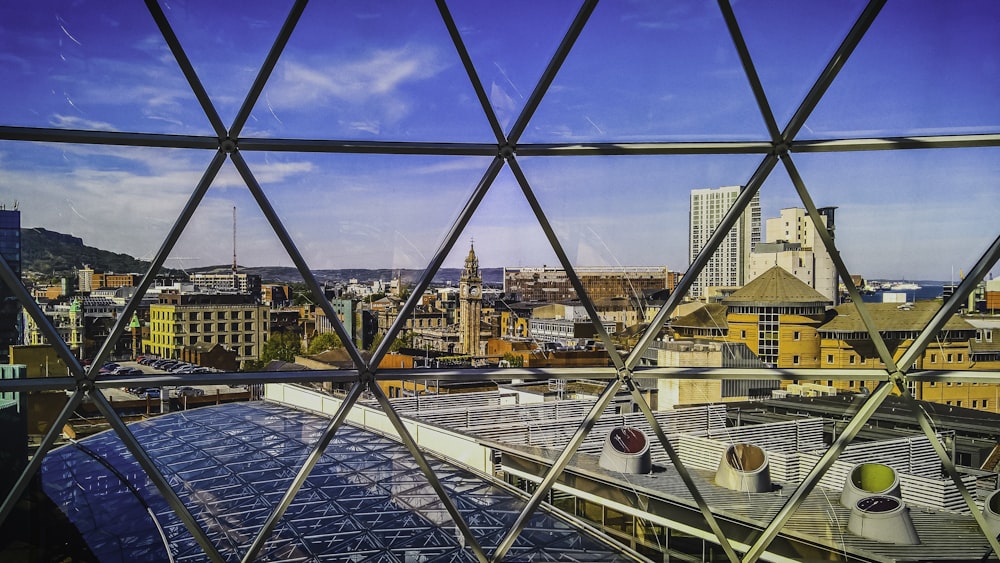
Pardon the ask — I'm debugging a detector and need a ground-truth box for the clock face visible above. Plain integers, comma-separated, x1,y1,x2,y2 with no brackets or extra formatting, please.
470,287,479,296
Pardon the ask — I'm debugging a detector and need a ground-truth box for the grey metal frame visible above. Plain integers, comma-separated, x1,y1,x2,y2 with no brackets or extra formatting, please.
0,0,998,561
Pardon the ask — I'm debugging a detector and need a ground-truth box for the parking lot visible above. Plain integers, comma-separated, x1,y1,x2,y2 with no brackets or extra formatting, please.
97,359,246,403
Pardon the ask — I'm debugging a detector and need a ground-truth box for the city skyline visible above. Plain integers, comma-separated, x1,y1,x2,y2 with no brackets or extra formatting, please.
0,1,997,283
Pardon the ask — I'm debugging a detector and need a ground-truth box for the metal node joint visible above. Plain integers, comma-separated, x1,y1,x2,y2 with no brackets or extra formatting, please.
360,369,377,391
220,138,238,154
77,378,96,394
771,141,791,157
498,143,516,160
617,366,635,386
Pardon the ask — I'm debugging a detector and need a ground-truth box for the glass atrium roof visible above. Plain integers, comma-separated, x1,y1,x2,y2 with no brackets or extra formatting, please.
0,1,998,562
42,401,629,562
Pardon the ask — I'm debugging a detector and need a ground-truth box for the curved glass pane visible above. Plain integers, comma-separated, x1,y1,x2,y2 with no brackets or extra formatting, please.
809,0,1000,138
0,0,212,134
731,0,868,134
446,0,584,135
249,1,496,142
527,1,767,143
156,0,295,131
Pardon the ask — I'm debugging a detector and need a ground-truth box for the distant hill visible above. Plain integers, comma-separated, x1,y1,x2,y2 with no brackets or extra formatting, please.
21,228,155,276
192,265,505,286
20,228,505,284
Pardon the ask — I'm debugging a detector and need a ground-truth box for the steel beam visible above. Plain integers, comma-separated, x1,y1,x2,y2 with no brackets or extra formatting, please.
627,154,777,371
231,151,367,369
229,0,307,139
741,380,895,563
507,157,625,372
90,390,225,562
370,157,504,368
144,0,227,138
370,384,488,562
436,0,506,144
780,0,886,142
507,0,598,144
240,381,365,563
491,378,620,562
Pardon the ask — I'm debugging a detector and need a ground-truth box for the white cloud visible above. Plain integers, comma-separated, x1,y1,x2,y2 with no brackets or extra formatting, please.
271,45,444,107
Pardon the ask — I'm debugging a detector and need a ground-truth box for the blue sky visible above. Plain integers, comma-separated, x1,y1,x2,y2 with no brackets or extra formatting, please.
0,0,998,282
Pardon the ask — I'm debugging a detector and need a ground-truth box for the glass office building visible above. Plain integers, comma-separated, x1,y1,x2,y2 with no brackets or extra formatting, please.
1,1,999,561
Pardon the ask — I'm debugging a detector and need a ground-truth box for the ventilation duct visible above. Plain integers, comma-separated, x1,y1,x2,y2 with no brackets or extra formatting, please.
984,489,1000,537
840,462,901,509
715,443,771,493
847,495,920,545
599,427,651,474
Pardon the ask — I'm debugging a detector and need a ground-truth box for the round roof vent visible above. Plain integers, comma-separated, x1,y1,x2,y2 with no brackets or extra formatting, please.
715,443,771,493
599,427,651,474
848,495,920,545
983,489,1000,537
840,462,901,509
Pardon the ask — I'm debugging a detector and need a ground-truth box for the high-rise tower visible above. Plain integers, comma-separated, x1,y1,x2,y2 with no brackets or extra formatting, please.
688,186,761,299
458,243,482,357
0,208,21,364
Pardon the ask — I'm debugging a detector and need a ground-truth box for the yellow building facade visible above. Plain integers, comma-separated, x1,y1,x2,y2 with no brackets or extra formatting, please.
147,291,269,365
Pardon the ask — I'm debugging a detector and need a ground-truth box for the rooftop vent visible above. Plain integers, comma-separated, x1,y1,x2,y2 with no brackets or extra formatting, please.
715,443,771,493
847,495,920,545
599,427,651,474
840,462,901,509
984,489,1000,537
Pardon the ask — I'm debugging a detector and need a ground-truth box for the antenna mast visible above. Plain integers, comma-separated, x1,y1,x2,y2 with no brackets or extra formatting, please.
232,206,238,275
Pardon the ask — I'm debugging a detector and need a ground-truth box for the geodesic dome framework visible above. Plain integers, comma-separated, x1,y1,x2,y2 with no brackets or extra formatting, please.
1,1,999,561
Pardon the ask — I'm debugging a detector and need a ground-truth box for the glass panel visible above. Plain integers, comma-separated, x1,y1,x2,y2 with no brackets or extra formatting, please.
731,0,868,132
809,1,1000,138
0,0,212,134
792,148,1000,337
156,0,295,130
250,1,496,142
527,1,766,143
446,0,584,134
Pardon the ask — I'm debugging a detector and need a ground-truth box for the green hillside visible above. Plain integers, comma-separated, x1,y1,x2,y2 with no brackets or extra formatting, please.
21,228,154,276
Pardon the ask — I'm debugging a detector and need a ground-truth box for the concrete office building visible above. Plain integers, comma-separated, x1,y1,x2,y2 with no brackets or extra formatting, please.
748,207,839,303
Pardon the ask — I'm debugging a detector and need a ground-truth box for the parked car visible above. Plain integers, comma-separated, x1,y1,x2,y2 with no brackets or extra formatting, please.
174,386,204,397
114,367,143,376
138,387,161,399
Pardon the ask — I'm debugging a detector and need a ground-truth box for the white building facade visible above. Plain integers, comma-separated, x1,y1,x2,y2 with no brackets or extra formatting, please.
748,207,839,303
688,186,761,298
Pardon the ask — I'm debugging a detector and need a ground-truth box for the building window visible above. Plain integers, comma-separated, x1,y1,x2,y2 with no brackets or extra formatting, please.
827,354,834,364
956,400,963,407
849,355,855,365
958,353,964,363
973,400,978,408
947,353,953,362
930,353,937,363
793,331,800,341
740,330,746,339
793,355,800,365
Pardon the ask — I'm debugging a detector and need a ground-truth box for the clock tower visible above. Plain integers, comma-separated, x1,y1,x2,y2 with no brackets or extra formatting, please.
459,242,482,357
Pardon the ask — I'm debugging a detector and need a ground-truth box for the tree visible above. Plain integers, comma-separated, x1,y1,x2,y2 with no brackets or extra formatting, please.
501,352,524,368
260,331,301,363
307,332,342,354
